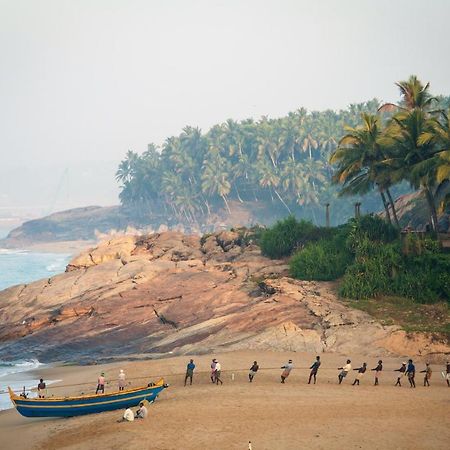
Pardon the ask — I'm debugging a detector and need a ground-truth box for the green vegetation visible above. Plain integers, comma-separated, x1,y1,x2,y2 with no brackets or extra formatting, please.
117,74,450,310
290,237,352,281
259,216,326,258
331,76,450,231
116,75,449,231
260,215,449,304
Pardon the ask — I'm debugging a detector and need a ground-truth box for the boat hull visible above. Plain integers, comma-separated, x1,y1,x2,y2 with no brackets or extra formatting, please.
9,382,167,418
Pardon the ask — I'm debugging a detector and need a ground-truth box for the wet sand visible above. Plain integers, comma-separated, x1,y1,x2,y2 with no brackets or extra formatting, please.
0,350,449,450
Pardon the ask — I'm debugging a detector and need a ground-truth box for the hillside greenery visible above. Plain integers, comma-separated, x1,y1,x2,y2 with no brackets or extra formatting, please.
116,78,450,227
116,99,386,226
259,215,450,304
116,77,450,226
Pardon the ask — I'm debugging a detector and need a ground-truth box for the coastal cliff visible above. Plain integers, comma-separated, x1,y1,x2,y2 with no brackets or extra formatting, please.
0,230,448,363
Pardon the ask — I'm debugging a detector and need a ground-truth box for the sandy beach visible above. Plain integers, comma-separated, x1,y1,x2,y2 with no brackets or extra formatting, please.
0,350,449,450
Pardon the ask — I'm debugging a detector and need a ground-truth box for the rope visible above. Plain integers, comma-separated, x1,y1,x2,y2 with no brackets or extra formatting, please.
0,366,404,395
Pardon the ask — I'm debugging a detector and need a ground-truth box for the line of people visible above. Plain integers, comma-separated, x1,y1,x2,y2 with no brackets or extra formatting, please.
36,357,449,398
182,357,450,388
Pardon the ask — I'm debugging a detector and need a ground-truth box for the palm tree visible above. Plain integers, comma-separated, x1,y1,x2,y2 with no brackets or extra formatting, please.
418,108,450,211
256,160,291,214
383,109,439,230
116,150,139,184
330,114,399,225
379,75,437,113
301,134,318,160
201,150,232,213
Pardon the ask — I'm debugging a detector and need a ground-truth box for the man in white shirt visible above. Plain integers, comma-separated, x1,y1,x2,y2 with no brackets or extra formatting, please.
281,359,294,383
118,369,126,391
121,408,134,422
215,361,223,385
135,402,148,419
338,359,352,384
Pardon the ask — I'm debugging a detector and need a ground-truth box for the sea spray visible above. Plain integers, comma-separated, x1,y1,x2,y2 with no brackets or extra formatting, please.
0,359,46,410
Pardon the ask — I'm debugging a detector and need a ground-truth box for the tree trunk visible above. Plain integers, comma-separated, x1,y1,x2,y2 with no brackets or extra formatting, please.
423,186,438,232
379,190,392,224
234,185,244,203
204,200,211,218
325,203,330,227
386,188,400,228
274,189,292,214
222,194,231,214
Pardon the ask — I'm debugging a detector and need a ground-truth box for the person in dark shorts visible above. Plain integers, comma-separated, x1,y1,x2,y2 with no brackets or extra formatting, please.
406,359,416,388
37,378,46,398
248,361,259,382
352,362,367,385
420,363,432,387
394,362,407,386
184,359,196,386
371,360,383,386
308,356,321,384
96,372,105,394
446,361,450,387
215,360,223,385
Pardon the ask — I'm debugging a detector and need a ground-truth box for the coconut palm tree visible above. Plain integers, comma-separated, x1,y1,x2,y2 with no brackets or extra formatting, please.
383,109,439,230
330,114,399,225
379,75,437,113
201,150,232,213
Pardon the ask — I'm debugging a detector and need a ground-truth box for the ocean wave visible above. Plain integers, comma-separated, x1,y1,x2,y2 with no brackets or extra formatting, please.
0,248,29,255
46,261,67,272
0,359,42,378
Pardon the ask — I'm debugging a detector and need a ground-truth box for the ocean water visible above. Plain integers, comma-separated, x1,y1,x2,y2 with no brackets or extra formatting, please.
0,359,44,410
0,249,71,291
0,246,70,409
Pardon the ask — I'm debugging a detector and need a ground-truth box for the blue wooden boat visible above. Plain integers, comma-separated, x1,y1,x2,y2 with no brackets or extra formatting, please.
8,379,168,418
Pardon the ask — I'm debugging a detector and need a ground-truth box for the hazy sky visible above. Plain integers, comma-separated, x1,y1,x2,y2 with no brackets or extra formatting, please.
1,0,449,211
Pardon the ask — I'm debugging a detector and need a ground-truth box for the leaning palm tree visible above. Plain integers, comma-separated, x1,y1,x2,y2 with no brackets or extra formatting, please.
330,114,399,225
418,108,450,211
383,109,440,230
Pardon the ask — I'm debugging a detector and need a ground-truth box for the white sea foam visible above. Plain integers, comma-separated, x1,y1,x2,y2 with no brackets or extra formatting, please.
0,359,47,410
0,359,42,378
0,248,28,255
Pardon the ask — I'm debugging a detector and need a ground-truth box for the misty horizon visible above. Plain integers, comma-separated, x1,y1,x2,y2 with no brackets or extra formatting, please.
1,0,449,215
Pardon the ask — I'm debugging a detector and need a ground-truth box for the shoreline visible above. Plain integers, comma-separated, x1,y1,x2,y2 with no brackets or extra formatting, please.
0,239,95,255
1,350,449,449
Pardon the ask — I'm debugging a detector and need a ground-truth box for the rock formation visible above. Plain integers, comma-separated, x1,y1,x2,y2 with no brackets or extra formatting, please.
0,230,448,363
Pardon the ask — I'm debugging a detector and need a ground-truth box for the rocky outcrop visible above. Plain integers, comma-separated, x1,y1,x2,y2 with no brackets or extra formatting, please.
0,231,448,363
0,200,263,248
0,205,132,246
